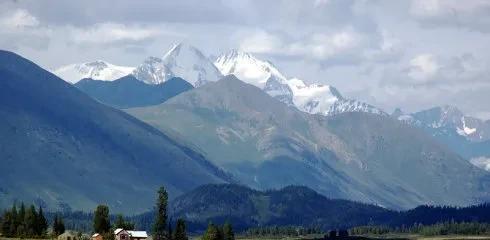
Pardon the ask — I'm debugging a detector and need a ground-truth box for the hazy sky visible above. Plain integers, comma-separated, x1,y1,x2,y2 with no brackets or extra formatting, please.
1,0,490,119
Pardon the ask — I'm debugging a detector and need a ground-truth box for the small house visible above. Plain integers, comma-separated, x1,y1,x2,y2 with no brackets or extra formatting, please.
92,233,103,240
58,231,79,240
114,228,148,240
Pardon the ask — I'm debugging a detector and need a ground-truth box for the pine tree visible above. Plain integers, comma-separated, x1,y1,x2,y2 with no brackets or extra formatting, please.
37,206,48,237
202,223,222,240
93,205,111,234
16,203,26,237
24,205,38,237
1,211,13,237
168,219,173,240
53,214,66,236
173,219,187,240
222,222,234,240
9,205,18,236
114,214,135,230
153,187,168,240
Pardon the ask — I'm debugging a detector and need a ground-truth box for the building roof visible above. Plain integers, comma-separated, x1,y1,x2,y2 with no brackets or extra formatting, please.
128,231,148,238
59,231,77,237
92,233,100,238
114,228,125,235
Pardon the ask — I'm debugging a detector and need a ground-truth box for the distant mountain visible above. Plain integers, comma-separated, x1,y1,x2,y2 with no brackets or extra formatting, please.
393,106,490,171
214,50,386,116
131,184,489,232
133,43,222,87
128,76,489,210
54,60,135,84
170,184,395,231
396,106,490,142
75,75,193,109
0,50,232,214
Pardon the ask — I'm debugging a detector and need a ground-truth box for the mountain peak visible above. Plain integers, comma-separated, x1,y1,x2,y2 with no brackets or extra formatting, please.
53,60,134,84
133,43,222,87
163,42,206,60
215,50,288,89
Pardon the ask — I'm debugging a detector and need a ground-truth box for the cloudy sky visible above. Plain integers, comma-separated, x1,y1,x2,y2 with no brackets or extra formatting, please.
1,0,490,119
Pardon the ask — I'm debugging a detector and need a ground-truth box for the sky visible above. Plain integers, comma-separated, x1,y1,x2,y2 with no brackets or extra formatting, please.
1,0,490,119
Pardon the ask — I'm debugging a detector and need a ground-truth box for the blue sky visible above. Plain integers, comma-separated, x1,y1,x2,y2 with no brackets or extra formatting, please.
1,0,490,119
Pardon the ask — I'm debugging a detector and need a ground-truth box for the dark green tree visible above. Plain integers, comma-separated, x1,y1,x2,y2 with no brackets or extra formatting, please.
93,205,111,233
36,206,48,237
114,214,135,230
222,222,234,240
202,223,222,240
1,210,14,237
152,187,168,240
24,205,38,237
9,204,18,236
53,214,66,236
173,219,187,240
168,220,173,240
16,203,26,237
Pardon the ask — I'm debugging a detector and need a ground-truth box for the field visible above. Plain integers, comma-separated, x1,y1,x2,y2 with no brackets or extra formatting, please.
3,234,490,240
233,235,490,240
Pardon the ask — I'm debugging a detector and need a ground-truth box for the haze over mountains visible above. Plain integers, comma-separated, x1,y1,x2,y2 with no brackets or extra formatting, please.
1,42,489,214
0,50,232,214
56,43,490,172
128,75,489,209
54,43,385,117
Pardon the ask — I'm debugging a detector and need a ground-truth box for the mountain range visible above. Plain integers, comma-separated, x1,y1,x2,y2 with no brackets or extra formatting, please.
169,184,395,231
128,75,490,210
53,43,385,117
0,50,232,214
393,106,490,171
2,44,489,213
166,184,490,231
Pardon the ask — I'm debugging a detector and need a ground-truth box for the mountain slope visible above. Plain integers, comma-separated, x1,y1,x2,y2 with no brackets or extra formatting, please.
168,184,490,231
0,50,232,214
133,43,222,86
394,106,490,171
75,75,193,109
170,184,395,231
128,76,489,209
54,60,134,84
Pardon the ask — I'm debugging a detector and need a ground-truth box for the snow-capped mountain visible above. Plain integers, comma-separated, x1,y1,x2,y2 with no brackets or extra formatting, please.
215,50,386,116
215,50,288,88
54,60,134,84
133,43,222,87
395,105,490,142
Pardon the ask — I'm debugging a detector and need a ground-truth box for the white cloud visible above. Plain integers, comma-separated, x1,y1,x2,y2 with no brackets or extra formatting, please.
410,0,490,31
68,23,162,45
408,54,439,80
0,9,39,29
470,156,490,171
238,27,389,66
239,30,284,54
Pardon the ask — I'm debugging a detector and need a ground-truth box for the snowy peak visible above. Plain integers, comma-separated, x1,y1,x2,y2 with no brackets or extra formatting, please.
215,49,288,89
132,56,169,85
54,60,135,84
215,50,386,116
404,105,490,142
133,43,222,87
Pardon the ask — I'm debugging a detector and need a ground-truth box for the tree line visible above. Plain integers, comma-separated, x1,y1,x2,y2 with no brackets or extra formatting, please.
349,221,490,236
243,225,323,237
0,202,50,238
202,222,235,240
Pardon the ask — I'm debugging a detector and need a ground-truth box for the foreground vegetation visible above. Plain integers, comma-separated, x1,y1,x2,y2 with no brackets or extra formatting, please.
350,222,490,236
